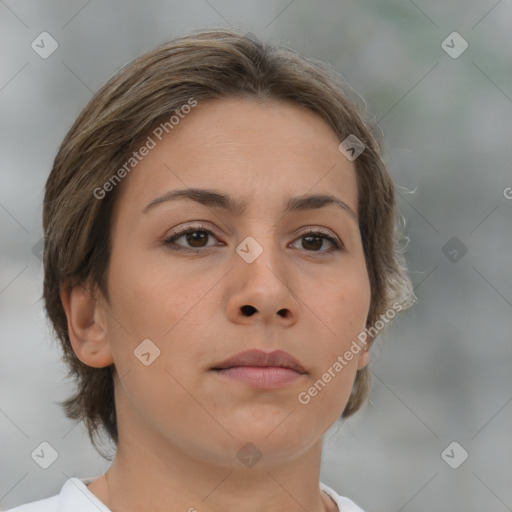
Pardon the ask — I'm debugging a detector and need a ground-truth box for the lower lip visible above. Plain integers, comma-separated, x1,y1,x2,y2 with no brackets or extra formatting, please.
213,366,305,389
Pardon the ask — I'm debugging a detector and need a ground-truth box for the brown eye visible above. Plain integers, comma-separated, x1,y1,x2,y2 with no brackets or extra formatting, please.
292,230,341,253
164,225,218,251
301,234,324,251
185,231,209,248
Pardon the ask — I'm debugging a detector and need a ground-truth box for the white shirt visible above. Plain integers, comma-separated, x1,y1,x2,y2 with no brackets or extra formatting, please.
5,477,365,512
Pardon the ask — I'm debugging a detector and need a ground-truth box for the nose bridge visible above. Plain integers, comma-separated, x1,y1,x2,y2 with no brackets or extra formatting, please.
238,193,290,260
229,220,299,323
236,227,285,289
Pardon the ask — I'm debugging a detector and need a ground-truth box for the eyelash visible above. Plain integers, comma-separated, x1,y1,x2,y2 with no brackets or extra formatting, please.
163,224,343,253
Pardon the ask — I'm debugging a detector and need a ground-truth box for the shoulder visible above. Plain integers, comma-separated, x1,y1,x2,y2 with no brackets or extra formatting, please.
3,494,59,512
320,481,366,512
4,477,110,512
7,478,358,512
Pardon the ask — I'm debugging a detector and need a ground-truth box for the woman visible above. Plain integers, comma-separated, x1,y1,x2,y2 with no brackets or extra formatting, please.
9,28,414,512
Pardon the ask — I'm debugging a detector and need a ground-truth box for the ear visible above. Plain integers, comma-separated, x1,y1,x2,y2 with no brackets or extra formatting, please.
60,281,114,368
356,346,370,371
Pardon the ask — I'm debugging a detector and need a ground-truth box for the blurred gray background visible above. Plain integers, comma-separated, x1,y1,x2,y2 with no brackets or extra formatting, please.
1,1,511,511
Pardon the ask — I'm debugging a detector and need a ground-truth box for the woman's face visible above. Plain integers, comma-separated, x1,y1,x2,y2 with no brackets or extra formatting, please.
100,97,371,466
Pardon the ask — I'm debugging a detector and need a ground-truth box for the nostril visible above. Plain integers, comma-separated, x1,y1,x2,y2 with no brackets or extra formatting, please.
240,305,257,316
277,308,289,318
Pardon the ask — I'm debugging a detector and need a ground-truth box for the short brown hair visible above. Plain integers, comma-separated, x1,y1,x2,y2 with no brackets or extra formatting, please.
42,28,414,454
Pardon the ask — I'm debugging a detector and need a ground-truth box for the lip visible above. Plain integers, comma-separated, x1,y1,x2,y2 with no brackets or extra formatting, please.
212,349,307,373
211,349,307,389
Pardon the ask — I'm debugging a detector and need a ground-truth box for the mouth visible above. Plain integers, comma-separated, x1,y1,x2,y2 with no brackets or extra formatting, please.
211,349,307,389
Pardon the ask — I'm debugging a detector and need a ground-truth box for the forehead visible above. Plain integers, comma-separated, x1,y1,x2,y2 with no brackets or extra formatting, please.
112,96,358,221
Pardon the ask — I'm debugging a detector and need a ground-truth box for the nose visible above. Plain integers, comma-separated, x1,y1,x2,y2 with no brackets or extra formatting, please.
225,237,299,328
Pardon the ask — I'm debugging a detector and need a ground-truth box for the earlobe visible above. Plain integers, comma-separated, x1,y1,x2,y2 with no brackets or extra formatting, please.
60,281,114,368
356,347,370,371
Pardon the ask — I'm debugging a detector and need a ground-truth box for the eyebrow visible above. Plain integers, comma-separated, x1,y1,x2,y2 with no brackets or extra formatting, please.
142,188,358,223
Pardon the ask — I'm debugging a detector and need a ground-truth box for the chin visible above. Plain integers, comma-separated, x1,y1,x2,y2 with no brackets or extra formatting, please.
198,435,318,470
219,411,322,464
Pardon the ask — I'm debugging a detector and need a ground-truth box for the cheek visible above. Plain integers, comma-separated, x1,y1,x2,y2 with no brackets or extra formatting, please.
104,249,216,398
294,275,370,424
304,261,370,385
104,257,208,422
316,264,371,340
106,249,202,342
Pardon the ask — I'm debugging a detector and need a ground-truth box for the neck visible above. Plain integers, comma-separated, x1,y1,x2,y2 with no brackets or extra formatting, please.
99,436,335,512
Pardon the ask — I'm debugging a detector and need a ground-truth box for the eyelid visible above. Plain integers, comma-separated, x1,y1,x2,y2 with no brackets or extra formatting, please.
163,223,219,249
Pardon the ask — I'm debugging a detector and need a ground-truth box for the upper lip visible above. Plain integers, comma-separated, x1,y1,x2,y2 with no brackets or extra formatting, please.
211,349,307,374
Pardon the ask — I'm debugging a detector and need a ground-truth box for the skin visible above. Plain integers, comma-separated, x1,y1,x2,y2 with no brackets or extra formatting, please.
60,97,371,512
